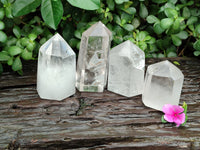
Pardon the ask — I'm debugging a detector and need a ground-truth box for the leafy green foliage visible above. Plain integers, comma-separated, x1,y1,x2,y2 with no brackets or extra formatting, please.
0,0,200,74
12,0,41,16
67,0,100,10
41,0,63,30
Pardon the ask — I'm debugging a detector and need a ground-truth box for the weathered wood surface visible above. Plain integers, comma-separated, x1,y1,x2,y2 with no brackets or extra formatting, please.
0,58,200,150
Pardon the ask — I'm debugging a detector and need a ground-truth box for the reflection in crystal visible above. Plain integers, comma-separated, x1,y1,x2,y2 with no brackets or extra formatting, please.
76,21,112,92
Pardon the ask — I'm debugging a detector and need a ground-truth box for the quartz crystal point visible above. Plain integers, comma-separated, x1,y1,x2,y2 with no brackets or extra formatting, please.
37,33,76,100
142,60,184,111
76,21,112,92
108,40,145,97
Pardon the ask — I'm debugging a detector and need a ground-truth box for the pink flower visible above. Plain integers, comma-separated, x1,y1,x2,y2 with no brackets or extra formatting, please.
162,104,185,127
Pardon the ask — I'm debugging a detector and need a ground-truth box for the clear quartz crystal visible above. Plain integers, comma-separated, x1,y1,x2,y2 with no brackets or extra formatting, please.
37,33,76,100
108,40,145,97
142,60,184,111
76,21,112,92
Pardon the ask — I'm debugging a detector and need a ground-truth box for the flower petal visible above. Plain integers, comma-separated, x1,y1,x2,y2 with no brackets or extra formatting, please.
164,114,174,122
174,113,185,126
162,104,174,115
173,105,184,114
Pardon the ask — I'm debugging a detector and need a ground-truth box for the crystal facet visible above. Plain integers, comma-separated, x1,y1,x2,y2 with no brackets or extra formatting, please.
37,33,76,100
108,40,145,97
76,21,112,92
142,60,184,111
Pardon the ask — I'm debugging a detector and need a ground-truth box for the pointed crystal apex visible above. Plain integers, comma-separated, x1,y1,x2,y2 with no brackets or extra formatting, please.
142,60,184,111
147,60,184,79
108,40,145,97
83,21,112,38
40,33,75,58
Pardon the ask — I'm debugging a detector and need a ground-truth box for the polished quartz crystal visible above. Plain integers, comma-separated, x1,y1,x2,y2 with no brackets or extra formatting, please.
142,60,184,111
37,33,76,100
108,40,145,97
76,21,112,92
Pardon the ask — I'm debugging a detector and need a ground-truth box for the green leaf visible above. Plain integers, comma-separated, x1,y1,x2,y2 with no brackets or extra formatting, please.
7,57,13,66
147,15,159,24
153,22,165,34
26,42,36,52
158,53,165,58
193,40,200,51
167,52,177,57
190,8,200,17
132,18,140,29
138,41,147,50
160,18,173,29
187,16,198,25
28,33,37,41
107,0,115,11
195,24,200,34
12,56,22,71
136,31,147,41
123,24,134,31
20,37,29,47
69,38,79,48
122,7,136,15
13,26,21,39
41,0,63,30
181,114,188,126
194,51,200,56
171,35,182,46
8,46,22,56
0,8,5,20
172,19,180,31
0,52,10,61
173,61,180,65
144,35,151,41
31,26,44,36
152,0,167,4
21,48,32,60
0,31,7,43
169,0,177,4
161,115,167,123
182,7,190,19
114,0,124,4
0,63,3,75
67,0,100,10
5,4,13,18
139,3,148,19
164,8,178,18
74,30,82,39
0,21,5,30
182,102,187,114
114,15,121,25
12,0,41,16
175,31,188,40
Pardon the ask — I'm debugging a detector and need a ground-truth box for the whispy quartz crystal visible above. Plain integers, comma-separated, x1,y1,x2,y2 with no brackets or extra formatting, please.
108,40,145,97
76,21,112,92
37,33,76,100
142,60,184,111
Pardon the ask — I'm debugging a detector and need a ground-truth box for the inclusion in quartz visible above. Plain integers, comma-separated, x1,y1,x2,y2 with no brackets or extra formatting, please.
108,40,145,97
37,33,76,100
142,60,184,111
76,21,112,92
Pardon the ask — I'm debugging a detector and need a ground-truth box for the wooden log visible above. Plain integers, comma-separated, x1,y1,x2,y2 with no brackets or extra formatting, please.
0,58,200,150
